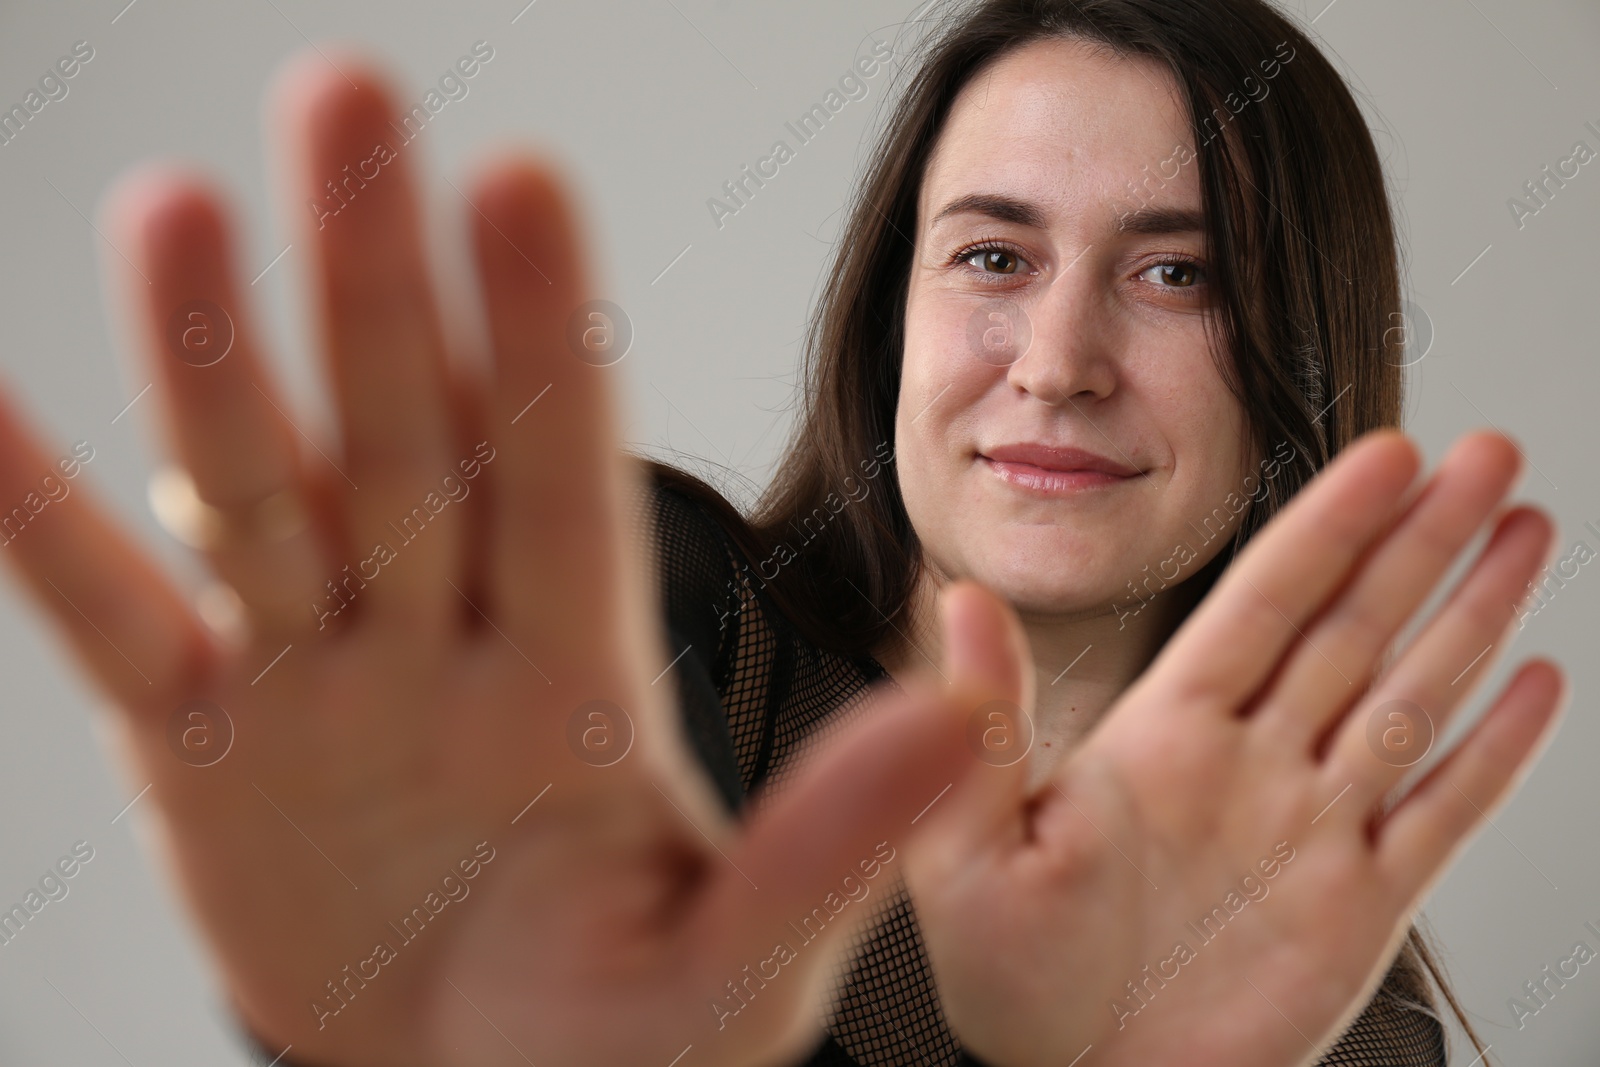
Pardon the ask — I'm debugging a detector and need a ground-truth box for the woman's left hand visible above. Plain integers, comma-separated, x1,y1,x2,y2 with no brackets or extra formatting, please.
904,429,1565,1067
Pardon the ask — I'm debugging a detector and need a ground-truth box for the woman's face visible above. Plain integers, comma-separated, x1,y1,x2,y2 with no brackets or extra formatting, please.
896,37,1257,621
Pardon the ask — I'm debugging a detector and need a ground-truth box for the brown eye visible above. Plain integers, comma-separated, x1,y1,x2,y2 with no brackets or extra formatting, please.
957,244,1026,276
1143,260,1204,288
972,249,1011,273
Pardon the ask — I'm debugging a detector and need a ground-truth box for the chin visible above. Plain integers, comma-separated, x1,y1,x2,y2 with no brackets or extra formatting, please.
969,560,1124,618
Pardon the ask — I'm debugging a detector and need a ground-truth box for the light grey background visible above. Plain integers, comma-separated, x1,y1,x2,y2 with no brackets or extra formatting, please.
0,0,1595,1063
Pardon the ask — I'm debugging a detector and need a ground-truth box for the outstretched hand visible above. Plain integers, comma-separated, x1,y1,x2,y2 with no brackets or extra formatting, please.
906,429,1565,1067
0,49,989,1067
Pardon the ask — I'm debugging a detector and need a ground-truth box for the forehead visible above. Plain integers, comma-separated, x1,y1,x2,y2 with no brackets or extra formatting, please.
919,37,1195,228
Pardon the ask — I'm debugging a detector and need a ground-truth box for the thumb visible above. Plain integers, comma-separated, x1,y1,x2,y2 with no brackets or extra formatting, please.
724,581,1032,900
941,578,1035,728
693,591,1019,1044
683,581,1034,1050
907,579,1036,886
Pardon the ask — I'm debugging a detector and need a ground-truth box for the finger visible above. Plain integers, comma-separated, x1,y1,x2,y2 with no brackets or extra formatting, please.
943,580,1036,715
270,49,459,627
465,154,623,657
103,165,331,636
1325,505,1554,810
1150,429,1421,712
903,581,1037,881
0,382,212,714
1256,431,1520,751
1372,659,1565,901
694,667,985,1030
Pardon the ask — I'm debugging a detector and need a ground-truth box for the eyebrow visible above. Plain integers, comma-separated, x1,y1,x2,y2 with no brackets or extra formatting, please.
930,193,1047,229
1114,206,1207,236
928,192,1206,237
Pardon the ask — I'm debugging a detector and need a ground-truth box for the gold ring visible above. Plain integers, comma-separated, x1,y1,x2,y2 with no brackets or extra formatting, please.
147,465,312,551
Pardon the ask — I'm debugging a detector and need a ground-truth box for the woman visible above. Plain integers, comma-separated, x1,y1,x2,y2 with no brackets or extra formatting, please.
0,1,1559,1066
643,1,1542,1063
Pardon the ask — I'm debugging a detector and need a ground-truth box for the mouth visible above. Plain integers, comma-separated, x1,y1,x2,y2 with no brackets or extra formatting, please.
978,442,1142,494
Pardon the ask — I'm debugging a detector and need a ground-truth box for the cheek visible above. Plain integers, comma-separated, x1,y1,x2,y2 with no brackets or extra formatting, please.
900,286,1012,414
898,298,1003,463
902,290,986,384
1169,378,1250,488
894,294,1001,558
1126,327,1247,470
1137,362,1254,550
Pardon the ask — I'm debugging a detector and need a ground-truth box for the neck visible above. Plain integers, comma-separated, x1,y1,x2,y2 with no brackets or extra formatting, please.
873,560,1208,785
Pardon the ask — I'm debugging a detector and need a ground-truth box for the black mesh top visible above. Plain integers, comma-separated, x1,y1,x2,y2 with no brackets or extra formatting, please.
642,467,1451,1067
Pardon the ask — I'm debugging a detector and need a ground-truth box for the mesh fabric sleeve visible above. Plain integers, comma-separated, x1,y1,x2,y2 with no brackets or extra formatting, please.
637,469,748,816
941,948,1447,1066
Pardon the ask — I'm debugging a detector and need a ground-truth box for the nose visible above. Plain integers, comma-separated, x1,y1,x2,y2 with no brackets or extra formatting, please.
1002,262,1118,406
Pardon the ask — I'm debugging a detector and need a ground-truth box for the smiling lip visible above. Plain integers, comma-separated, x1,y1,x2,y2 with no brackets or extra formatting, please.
979,442,1141,493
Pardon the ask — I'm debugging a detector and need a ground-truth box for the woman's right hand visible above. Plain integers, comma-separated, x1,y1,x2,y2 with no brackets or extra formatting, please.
0,49,978,1067
908,429,1566,1067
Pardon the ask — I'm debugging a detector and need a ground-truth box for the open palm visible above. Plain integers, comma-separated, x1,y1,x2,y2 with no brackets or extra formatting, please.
908,430,1565,1067
0,49,982,1067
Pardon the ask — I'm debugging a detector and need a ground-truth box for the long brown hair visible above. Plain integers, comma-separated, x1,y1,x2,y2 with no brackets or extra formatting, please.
644,0,1487,1059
